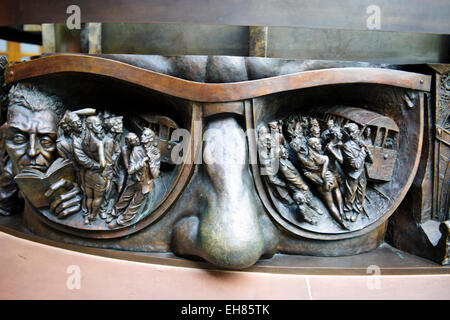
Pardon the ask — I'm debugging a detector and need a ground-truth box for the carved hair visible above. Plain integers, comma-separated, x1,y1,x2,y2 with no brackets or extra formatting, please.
268,121,278,129
258,126,268,135
7,83,65,119
125,132,139,145
329,126,342,138
103,116,123,132
307,137,321,147
86,115,101,125
142,127,155,137
310,118,319,127
343,122,360,135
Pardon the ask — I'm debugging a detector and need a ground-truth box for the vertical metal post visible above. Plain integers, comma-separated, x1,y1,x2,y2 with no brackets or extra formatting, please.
81,23,102,54
42,23,56,53
248,26,268,57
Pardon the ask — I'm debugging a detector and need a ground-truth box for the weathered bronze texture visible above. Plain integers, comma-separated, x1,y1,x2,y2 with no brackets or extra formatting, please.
2,84,165,231
5,55,430,102
387,64,450,265
435,70,450,220
254,104,407,247
1,54,444,270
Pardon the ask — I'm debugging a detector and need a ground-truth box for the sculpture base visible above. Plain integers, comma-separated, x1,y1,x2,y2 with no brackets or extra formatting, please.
0,228,449,299
278,220,388,257
21,200,387,259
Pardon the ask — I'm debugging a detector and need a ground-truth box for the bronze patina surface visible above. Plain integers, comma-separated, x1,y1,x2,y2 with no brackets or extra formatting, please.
1,54,447,270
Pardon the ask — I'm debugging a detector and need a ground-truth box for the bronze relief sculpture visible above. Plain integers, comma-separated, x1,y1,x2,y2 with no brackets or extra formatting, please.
0,54,448,270
255,104,403,240
1,81,166,232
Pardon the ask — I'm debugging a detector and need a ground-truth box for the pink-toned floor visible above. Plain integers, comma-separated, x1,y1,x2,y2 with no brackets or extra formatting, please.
1,231,449,300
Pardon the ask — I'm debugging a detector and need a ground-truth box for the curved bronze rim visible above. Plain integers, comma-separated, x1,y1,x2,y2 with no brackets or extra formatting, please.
4,54,430,239
27,104,202,239
246,94,424,241
5,54,431,102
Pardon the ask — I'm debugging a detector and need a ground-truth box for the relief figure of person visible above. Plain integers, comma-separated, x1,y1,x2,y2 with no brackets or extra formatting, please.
100,115,125,220
296,137,347,229
56,112,73,160
299,116,310,136
342,123,373,219
321,119,336,145
4,84,82,218
0,123,19,215
73,115,106,224
268,120,286,153
289,123,308,156
309,119,321,139
279,146,323,224
257,126,292,204
57,108,96,161
363,127,373,147
114,132,148,225
141,128,160,194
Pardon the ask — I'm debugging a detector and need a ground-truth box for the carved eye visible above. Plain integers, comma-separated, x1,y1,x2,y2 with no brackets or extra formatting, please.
12,133,27,145
40,136,55,148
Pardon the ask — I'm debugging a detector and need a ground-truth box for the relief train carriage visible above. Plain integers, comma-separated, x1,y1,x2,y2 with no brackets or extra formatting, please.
129,114,179,165
310,106,400,182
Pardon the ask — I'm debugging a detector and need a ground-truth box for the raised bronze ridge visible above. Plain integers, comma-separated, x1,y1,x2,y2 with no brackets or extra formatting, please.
5,54,431,101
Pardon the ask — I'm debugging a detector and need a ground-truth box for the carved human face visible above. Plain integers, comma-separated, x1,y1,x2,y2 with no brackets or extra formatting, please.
346,124,360,140
87,116,103,134
5,105,58,175
68,114,83,133
110,118,123,134
126,133,139,147
140,129,154,144
308,138,322,151
310,126,321,137
294,125,303,137
332,128,342,140
268,122,278,132
59,119,70,134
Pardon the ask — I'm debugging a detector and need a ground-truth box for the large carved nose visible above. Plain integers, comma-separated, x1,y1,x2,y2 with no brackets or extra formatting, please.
171,115,278,269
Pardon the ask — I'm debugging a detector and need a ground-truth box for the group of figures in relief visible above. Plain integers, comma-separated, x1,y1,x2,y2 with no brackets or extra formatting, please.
56,108,161,226
258,115,374,230
0,82,164,229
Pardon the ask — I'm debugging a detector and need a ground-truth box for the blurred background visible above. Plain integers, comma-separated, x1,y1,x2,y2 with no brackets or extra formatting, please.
0,22,448,64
